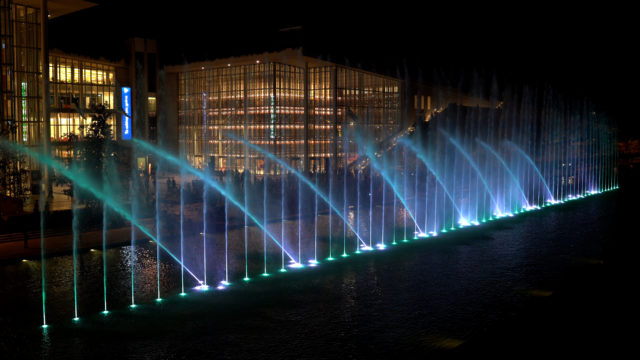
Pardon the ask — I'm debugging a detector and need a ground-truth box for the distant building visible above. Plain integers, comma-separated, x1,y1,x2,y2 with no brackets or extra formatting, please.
0,0,490,211
165,49,403,173
1,0,158,205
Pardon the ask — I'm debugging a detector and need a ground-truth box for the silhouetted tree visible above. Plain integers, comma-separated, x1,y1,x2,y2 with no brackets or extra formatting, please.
63,104,120,209
0,113,28,217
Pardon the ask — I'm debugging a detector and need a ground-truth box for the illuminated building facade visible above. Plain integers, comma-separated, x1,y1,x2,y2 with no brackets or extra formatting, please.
168,50,403,173
1,0,98,199
1,1,44,154
1,0,47,198
48,53,118,151
1,1,161,211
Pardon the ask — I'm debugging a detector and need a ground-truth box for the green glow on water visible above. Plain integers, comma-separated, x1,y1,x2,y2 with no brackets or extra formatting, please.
0,141,204,285
4,135,617,325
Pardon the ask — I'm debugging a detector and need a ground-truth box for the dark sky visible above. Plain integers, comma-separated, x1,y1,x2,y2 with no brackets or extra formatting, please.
49,1,637,138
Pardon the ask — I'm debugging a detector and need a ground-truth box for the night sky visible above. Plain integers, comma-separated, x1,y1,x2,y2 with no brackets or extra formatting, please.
48,1,637,138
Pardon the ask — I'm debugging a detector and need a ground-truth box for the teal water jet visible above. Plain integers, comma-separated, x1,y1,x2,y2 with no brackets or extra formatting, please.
72,174,79,320
133,139,298,262
476,139,529,206
439,129,498,212
0,140,203,284
102,201,108,312
229,136,368,247
399,139,466,225
39,180,46,327
504,140,554,202
358,145,423,235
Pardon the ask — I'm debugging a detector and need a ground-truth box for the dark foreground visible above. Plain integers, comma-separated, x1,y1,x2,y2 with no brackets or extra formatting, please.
1,169,638,359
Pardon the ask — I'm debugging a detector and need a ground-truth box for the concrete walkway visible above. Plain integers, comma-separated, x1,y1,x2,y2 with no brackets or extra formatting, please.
0,219,155,263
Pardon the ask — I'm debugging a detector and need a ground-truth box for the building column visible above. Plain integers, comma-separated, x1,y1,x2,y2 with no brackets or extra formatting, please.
331,66,338,173
303,62,309,173
271,62,277,170
243,66,248,173
40,0,51,201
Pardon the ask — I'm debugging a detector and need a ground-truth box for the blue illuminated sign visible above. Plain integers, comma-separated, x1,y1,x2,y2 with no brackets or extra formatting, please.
122,87,131,140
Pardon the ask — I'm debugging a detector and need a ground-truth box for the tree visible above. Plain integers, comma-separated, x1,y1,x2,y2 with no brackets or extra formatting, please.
62,103,120,209
0,114,28,212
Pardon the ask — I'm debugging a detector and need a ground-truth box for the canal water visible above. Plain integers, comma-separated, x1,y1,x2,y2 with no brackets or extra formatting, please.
0,177,635,359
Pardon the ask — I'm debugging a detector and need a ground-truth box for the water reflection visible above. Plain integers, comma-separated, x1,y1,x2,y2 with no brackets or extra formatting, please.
0,192,617,358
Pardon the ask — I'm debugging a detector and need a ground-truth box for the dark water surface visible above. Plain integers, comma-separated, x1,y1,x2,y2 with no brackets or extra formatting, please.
1,183,636,359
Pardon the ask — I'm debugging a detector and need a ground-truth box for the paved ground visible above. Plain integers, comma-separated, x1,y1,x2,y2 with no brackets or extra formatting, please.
0,219,154,262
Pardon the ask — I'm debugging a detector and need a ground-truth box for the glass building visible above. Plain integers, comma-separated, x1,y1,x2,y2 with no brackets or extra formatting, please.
1,0,97,199
48,53,118,157
171,51,403,174
1,0,43,197
1,1,43,149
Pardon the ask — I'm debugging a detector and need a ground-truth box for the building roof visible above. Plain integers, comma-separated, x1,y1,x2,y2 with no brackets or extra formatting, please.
14,0,96,19
166,49,328,72
49,48,126,67
165,48,401,82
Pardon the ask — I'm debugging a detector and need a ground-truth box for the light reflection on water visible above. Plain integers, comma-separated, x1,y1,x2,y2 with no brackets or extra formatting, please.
0,192,616,358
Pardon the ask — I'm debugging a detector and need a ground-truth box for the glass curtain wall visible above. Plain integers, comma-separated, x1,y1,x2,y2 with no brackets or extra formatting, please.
49,55,116,159
178,61,401,174
0,1,42,197
1,0,15,140
11,2,42,149
308,66,334,173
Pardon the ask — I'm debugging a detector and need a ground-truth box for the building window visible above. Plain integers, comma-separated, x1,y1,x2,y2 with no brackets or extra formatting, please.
49,56,116,144
177,61,400,173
